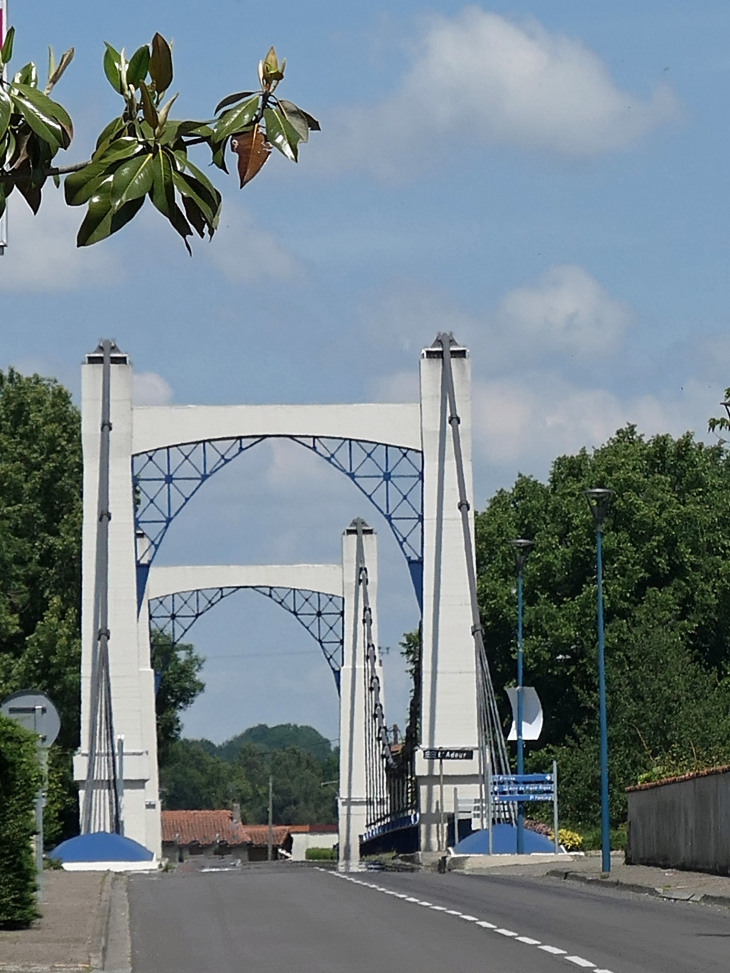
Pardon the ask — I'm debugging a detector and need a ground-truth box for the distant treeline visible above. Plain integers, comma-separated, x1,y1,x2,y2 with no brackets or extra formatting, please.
160,723,339,825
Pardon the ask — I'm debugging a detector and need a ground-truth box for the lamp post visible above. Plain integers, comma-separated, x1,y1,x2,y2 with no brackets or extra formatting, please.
511,538,534,854
584,488,613,876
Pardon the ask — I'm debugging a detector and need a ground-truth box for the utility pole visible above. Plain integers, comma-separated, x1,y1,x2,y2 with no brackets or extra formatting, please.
267,774,273,862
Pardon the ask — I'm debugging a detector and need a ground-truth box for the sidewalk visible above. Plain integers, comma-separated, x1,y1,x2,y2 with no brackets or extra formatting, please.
0,871,129,972
449,850,730,910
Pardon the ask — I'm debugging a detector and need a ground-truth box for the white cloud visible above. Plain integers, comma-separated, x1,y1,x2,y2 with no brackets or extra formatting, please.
132,371,173,406
317,8,678,177
206,204,305,285
365,265,630,370
472,373,714,475
494,265,631,359
0,189,122,292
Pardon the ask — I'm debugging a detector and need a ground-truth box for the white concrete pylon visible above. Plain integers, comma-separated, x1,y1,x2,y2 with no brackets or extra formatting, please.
416,339,481,852
338,519,379,869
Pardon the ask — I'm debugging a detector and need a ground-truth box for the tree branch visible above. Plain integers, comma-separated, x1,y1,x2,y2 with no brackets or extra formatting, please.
0,160,90,183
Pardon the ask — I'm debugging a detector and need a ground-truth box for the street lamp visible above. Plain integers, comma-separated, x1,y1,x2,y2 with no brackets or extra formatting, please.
511,538,534,854
584,487,613,876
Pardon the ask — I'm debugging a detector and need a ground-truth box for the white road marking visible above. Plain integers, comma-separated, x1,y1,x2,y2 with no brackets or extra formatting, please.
323,871,619,971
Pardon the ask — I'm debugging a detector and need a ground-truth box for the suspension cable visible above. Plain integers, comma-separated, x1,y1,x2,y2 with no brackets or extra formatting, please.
436,334,512,799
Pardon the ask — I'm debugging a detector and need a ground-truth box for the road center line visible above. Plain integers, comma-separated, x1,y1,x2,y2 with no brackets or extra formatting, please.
322,870,617,972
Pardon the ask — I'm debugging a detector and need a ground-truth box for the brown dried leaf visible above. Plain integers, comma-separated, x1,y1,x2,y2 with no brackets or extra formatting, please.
230,126,271,188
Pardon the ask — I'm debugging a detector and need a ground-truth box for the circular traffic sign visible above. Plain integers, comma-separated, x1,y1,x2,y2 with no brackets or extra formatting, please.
1,689,61,747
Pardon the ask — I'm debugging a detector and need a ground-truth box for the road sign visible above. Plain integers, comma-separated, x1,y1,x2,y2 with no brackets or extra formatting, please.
422,748,474,761
1,689,61,747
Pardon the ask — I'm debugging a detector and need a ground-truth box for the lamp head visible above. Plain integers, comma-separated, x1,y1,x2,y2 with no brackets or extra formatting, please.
584,487,613,530
510,537,535,572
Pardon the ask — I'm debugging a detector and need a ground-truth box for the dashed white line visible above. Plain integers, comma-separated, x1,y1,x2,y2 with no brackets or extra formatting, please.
323,870,618,971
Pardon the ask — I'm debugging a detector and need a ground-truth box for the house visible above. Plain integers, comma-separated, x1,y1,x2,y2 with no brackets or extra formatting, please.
288,823,338,861
161,809,293,862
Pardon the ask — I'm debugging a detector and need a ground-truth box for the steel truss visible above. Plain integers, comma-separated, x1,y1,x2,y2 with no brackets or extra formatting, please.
149,586,344,693
132,436,423,604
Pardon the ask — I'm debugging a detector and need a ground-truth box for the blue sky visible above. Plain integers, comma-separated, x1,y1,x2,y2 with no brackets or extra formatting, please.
1,2,729,745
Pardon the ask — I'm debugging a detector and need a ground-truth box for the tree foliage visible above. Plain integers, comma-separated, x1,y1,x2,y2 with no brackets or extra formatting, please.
159,724,338,825
0,28,319,250
151,632,205,765
0,714,42,927
475,425,730,826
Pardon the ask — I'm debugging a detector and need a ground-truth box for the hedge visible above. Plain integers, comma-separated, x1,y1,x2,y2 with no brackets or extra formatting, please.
0,714,42,927
305,846,337,861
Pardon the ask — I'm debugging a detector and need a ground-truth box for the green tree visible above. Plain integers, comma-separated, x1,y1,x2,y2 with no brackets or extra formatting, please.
0,714,42,927
217,722,333,763
0,27,318,249
159,739,250,812
151,632,205,765
475,425,730,826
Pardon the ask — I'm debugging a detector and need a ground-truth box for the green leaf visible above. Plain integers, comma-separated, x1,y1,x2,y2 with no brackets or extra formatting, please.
13,84,74,147
214,94,259,142
214,90,255,115
0,87,12,141
176,155,220,213
111,152,155,209
103,43,123,94
149,33,173,93
11,87,64,151
1,26,15,65
264,106,297,161
181,195,207,238
47,46,55,86
64,164,114,206
127,44,150,87
155,92,178,134
76,183,146,247
277,100,311,143
300,108,321,132
13,61,37,87
139,81,159,130
210,137,229,173
94,115,126,153
150,147,175,218
95,136,143,165
171,168,219,228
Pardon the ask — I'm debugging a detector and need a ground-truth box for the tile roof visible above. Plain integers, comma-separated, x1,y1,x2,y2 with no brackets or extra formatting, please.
161,810,293,847
626,763,730,793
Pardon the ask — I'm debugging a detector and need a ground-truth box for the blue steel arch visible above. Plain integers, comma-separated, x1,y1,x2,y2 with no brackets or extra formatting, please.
149,585,344,693
132,436,423,605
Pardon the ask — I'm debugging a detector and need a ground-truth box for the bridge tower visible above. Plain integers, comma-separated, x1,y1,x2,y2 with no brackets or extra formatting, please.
76,336,485,856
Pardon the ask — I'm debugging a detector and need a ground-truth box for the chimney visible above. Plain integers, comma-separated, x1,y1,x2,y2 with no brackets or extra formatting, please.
232,802,241,825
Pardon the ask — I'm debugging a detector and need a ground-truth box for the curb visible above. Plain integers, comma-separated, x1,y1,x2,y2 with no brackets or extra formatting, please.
89,871,113,970
546,869,730,911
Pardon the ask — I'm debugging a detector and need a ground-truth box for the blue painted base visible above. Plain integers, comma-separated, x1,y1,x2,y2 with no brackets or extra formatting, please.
453,824,560,855
49,832,153,862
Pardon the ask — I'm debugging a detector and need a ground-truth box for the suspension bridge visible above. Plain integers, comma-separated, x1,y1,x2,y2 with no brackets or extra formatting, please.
74,334,514,866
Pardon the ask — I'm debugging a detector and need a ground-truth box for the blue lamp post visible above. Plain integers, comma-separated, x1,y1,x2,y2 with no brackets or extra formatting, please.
511,537,534,854
584,488,613,876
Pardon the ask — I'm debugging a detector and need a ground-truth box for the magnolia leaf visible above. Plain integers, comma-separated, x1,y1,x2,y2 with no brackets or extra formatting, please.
11,86,65,151
64,163,114,206
264,107,296,161
230,125,271,187
45,46,74,94
95,136,143,164
149,33,173,93
214,94,260,142
103,43,123,94
14,84,74,147
211,137,229,173
171,168,220,228
0,88,11,141
150,147,175,218
214,90,255,115
111,152,155,208
47,46,56,85
155,92,178,134
181,195,207,238
1,26,15,65
277,100,310,143
300,108,321,132
94,115,125,152
13,61,37,87
77,183,146,247
139,81,159,130
127,44,150,88
16,173,43,214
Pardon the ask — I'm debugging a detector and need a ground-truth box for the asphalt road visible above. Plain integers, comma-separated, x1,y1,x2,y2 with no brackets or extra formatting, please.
129,863,730,973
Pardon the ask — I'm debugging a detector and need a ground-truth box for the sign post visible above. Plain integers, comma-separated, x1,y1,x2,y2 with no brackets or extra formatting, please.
422,749,474,851
1,690,61,901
